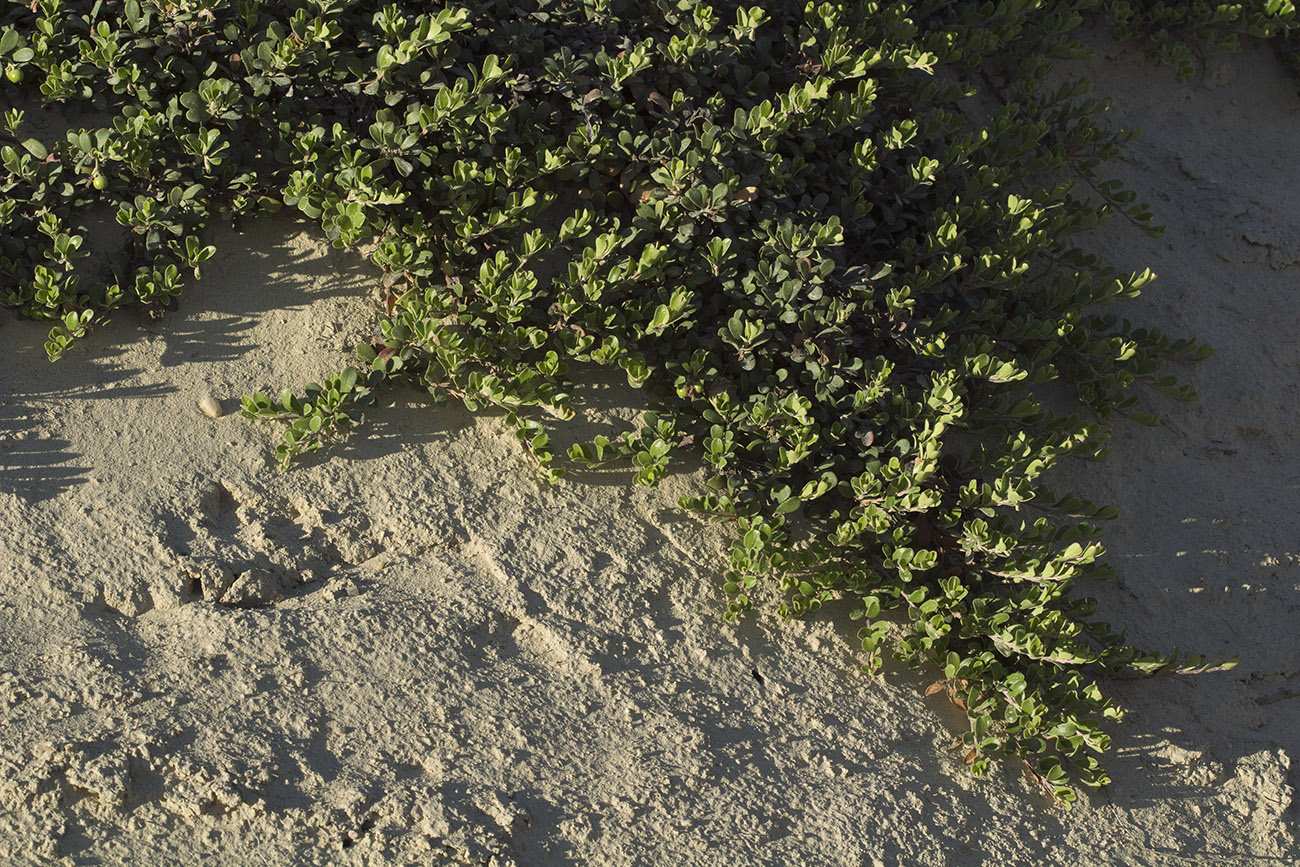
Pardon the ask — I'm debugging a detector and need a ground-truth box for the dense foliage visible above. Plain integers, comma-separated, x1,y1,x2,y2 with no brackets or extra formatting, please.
3,0,1295,802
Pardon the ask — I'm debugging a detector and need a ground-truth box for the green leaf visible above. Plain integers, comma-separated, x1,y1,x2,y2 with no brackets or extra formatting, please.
773,492,801,515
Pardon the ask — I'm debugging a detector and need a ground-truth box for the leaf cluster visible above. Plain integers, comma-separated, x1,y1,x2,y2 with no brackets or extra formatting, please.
1097,0,1300,81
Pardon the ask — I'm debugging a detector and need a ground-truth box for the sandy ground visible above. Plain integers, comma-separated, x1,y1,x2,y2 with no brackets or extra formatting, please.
1,33,1298,867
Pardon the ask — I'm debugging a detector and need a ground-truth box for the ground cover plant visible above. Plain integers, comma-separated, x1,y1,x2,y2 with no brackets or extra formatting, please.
2,0,1297,804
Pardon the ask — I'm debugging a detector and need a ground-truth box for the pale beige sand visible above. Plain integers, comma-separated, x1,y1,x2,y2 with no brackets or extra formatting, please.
0,34,1297,867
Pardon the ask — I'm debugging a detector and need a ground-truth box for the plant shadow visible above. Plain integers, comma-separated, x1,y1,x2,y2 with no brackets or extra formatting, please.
0,311,172,502
156,217,378,368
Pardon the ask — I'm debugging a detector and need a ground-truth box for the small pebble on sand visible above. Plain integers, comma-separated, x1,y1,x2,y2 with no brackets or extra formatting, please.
198,395,223,419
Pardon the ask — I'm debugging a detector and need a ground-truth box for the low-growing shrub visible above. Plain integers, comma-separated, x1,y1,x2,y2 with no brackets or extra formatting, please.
1100,0,1299,80
4,0,1296,803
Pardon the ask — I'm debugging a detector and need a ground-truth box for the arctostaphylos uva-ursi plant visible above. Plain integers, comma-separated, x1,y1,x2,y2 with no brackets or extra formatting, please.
5,0,1297,803
1098,0,1299,81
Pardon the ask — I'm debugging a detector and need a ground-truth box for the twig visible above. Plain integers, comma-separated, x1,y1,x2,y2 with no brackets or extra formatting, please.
1256,688,1300,706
